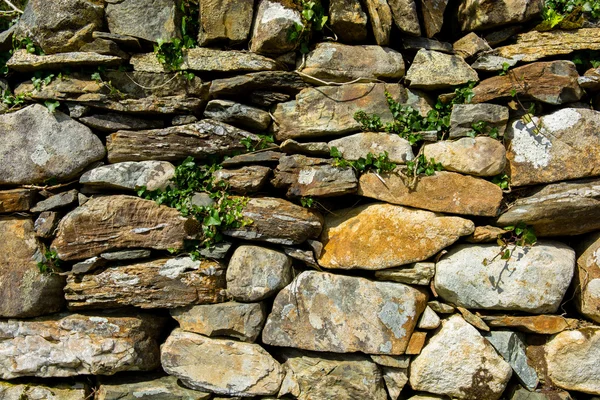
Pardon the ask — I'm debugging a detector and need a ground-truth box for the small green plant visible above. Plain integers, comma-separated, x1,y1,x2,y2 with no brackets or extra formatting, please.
572,50,600,73
538,0,599,30
287,0,328,54
180,0,200,48
330,146,397,175
37,249,62,274
1,89,27,109
44,100,60,113
483,223,537,266
154,38,185,71
300,196,314,208
241,134,275,152
404,154,443,177
13,36,43,55
491,173,510,190
31,71,55,91
91,70,126,99
467,121,500,139
498,62,511,76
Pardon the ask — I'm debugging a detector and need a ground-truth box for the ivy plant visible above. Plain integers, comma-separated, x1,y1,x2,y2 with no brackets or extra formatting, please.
37,249,62,274
483,223,538,266
404,154,443,177
330,146,397,175
287,0,328,54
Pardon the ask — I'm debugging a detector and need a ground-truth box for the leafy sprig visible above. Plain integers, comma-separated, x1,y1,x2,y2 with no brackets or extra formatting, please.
483,223,537,266
330,146,397,175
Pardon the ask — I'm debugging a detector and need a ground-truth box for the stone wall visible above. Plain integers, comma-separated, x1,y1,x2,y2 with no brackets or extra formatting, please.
1,0,600,398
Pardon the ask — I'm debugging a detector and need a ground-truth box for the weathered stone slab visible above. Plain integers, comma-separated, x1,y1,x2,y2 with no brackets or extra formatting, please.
402,36,453,53
453,32,492,60
329,132,414,164
370,354,411,368
0,381,89,400
406,49,479,90
209,71,309,98
359,171,503,217
106,0,181,43
213,166,271,194
280,139,330,156
329,0,368,42
417,306,441,329
374,262,435,285
92,31,142,51
428,301,454,314
0,104,105,185
96,374,210,400
406,331,428,355
79,38,129,58
434,242,575,313
80,161,176,192
79,114,164,132
100,249,151,261
107,120,260,163
7,49,122,72
0,189,36,213
51,195,191,261
204,99,271,131
0,313,165,378
319,203,473,269
410,315,512,399
457,306,489,331
420,0,449,37
31,189,78,213
574,232,600,323
481,315,580,335
471,54,522,72
162,329,284,396
449,103,509,138
363,0,393,45
65,257,226,309
388,0,420,36
34,211,61,239
263,271,427,354
458,0,543,31
198,0,253,45
250,0,302,54
466,225,508,243
220,151,283,167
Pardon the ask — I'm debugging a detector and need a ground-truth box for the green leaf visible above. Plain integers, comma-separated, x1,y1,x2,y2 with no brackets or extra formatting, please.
501,249,512,260
44,100,60,113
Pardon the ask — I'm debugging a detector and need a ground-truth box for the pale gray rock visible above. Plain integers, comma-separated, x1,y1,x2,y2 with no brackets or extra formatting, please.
250,0,302,55
80,161,176,192
221,151,283,167
0,381,89,400
171,115,198,125
374,263,435,285
383,367,408,400
574,232,600,323
420,0,449,37
406,49,479,90
7,49,122,72
427,301,454,314
197,0,253,45
204,99,271,131
0,104,105,185
78,114,164,132
190,192,214,208
388,0,420,36
96,374,210,400
450,103,509,138
370,354,411,368
329,132,414,164
280,139,330,156
458,0,544,31
226,245,292,302
434,242,575,313
417,306,441,329
212,166,271,194
106,0,181,43
471,54,522,72
198,242,233,260
31,189,79,212
328,0,368,42
71,256,106,275
100,249,151,261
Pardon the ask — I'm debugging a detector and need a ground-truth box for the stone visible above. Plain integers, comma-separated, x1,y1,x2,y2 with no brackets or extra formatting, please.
481,315,580,335
263,271,428,354
31,189,78,213
0,381,89,400
278,349,388,400
450,103,509,138
0,217,65,318
301,43,405,83
34,211,61,239
319,203,473,269
471,61,582,105
423,137,506,177
458,0,544,31
505,108,600,187
483,330,539,390
407,395,446,400
466,225,508,243
496,178,600,236
329,132,414,164
383,368,408,399
172,115,198,125
80,161,176,192
226,245,292,302
71,257,106,275
224,197,323,245
328,0,368,42
457,307,489,331
497,28,600,63
190,193,214,210
272,155,358,198
0,313,164,378
15,0,104,54
171,301,266,343
417,306,441,329
358,171,503,217
375,262,435,285
370,355,411,368
79,38,128,58
107,120,260,163
405,331,428,355
283,246,320,269
402,36,453,53
508,386,573,400
388,0,420,36
420,0,449,37
250,0,302,55
409,315,512,399
106,0,181,43
221,151,283,167
96,374,210,400
471,54,521,72
209,71,310,98
7,49,122,72
100,249,151,261
204,99,271,131
406,49,479,90
0,104,105,185
434,241,576,313
198,0,253,45
65,257,226,309
106,70,209,98
51,195,191,261
574,232,600,323
0,189,36,213
363,0,393,45
79,114,164,132
162,329,284,396
280,139,330,157
428,300,455,314
197,242,232,260
92,31,142,51
545,328,600,395
213,166,271,194
453,32,492,59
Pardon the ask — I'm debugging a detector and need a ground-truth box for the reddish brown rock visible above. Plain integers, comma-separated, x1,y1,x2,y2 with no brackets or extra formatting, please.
405,331,428,355
480,315,580,335
0,189,36,213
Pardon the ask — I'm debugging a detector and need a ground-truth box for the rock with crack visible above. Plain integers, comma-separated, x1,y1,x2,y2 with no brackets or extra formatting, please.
79,161,176,192
250,0,302,55
96,374,210,400
197,0,254,46
406,49,479,90
203,99,271,131
105,0,181,43
420,0,449,37
362,0,393,45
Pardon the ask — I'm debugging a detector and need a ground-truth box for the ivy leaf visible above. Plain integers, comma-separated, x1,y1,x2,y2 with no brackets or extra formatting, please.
44,100,60,113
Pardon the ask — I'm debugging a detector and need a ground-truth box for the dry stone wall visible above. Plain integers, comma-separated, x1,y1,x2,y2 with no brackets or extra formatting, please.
1,0,600,398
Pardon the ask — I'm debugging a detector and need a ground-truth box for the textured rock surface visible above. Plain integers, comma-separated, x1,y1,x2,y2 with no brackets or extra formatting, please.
574,232,600,323
383,367,409,399
329,0,368,42
406,49,479,90
197,0,253,45
410,315,512,399
209,71,309,98
449,103,509,138
0,381,89,400
204,99,271,131
96,374,210,400
458,0,543,31
80,161,176,192
435,242,575,313
417,306,441,329
106,0,180,43
250,0,302,55
7,49,122,72
263,271,427,354
162,329,284,396
0,313,164,378
481,315,580,335
30,189,78,213
213,166,271,194
363,0,393,45
420,0,449,37
280,139,330,156
453,32,492,59
79,114,164,132
0,189,36,213
328,132,414,164
388,0,420,36
0,104,105,185
318,203,474,269
375,263,436,286
34,211,61,239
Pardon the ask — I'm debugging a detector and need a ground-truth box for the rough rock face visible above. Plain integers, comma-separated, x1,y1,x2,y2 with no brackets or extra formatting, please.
0,313,165,379
0,217,65,318
318,202,474,269
0,381,89,400
423,137,506,176
388,0,420,36
198,0,254,45
79,114,164,132
79,161,176,192
0,189,36,213
453,32,492,60
7,49,122,73
204,99,271,131
0,104,105,185
250,0,302,55
375,263,436,286
31,190,78,213
434,242,575,313
263,271,427,354
161,329,284,396
409,315,513,399
96,374,210,400
449,103,509,138
363,0,393,45
105,0,181,43
545,328,600,395
213,166,271,194
52,195,191,261
328,132,415,164
481,315,579,335
328,0,368,42
574,232,600,323
458,0,544,31
406,49,479,90
420,0,449,37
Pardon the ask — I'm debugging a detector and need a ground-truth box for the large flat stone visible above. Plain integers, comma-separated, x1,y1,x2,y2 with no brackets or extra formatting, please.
263,271,428,354
204,99,271,131
96,374,210,400
574,232,600,323
209,71,309,98
80,161,176,192
79,114,164,132
106,0,180,43
481,315,580,335
328,132,414,164
0,381,89,400
212,166,271,194
406,49,479,90
0,189,36,213
458,0,543,31
7,49,122,72
449,103,509,138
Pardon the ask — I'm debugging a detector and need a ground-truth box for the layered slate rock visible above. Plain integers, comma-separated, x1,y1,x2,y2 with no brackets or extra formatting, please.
204,100,271,131
545,328,600,395
449,103,509,138
278,349,388,400
34,211,61,239
453,32,492,60
359,172,503,217
223,197,323,245
65,258,226,309
458,0,543,31
388,0,420,36
0,313,164,378
481,315,579,335
263,271,428,354
420,0,449,37
328,132,414,164
574,232,600,323
209,71,310,98
79,114,164,132
409,315,512,400
7,50,122,72
435,242,575,313
375,263,436,286
496,178,600,236
0,189,36,213
80,161,176,192
31,189,78,212
505,108,600,187
406,49,479,90
52,195,191,261
272,155,358,198
318,203,474,269
197,0,253,45
0,217,65,318
213,166,271,194
250,0,302,55
300,43,405,83
483,331,539,390
107,120,260,163
363,0,393,45
280,139,330,157
0,104,105,185
105,0,181,43
96,374,210,400
161,329,284,396
472,61,582,105
328,0,368,42
0,381,89,400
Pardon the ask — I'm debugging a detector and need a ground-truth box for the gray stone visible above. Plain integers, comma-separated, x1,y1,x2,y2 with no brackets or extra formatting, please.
417,306,441,329
79,114,164,132
7,49,122,72
106,0,181,43
434,242,575,313
329,132,414,164
209,71,310,98
388,0,420,36
226,245,292,302
280,139,330,157
427,301,454,314
34,211,61,239
402,36,453,53
508,386,573,400
250,0,302,55
204,99,271,131
220,151,283,167
172,115,198,125
329,0,368,42
31,190,78,213
282,246,320,269
93,31,142,51
198,0,253,45
212,166,271,194
96,374,210,400
457,306,490,331
471,54,522,72
198,242,233,260
383,367,408,400
458,0,544,31
100,249,151,261
370,354,411,368
71,256,106,275
450,103,509,138
79,38,129,58
190,192,215,208
363,0,393,45
374,262,435,285
420,0,449,37
0,381,89,400
406,49,479,90
80,161,176,192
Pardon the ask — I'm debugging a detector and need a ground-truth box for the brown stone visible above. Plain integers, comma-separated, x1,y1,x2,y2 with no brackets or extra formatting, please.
480,315,580,334
457,307,490,331
34,211,61,239
329,0,368,42
388,0,420,36
453,32,492,59
0,189,36,213
458,0,543,31
197,0,254,45
374,262,435,285
574,232,600,323
52,195,192,261
209,71,309,98
0,381,89,400
359,171,503,217
213,166,271,194
220,151,283,168
420,0,448,37
466,225,507,243
7,49,122,72
405,331,428,355
363,0,393,45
